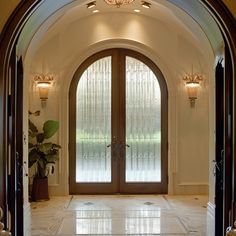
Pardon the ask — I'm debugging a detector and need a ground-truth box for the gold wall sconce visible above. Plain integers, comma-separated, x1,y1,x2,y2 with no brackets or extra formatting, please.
34,74,53,106
183,71,204,107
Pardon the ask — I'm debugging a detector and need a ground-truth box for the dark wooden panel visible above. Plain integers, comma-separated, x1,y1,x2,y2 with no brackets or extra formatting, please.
215,59,224,236
223,43,233,232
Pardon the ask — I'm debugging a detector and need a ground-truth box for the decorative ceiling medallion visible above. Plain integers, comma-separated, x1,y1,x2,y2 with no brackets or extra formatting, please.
104,0,135,7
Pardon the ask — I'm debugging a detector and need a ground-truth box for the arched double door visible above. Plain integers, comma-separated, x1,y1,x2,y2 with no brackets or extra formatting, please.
69,49,168,194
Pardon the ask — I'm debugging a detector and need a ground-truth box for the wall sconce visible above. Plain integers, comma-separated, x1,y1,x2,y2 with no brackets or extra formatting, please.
183,72,204,107
34,74,53,106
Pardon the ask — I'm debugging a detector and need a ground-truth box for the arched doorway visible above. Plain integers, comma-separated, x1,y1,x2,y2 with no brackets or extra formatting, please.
69,49,168,194
0,1,235,235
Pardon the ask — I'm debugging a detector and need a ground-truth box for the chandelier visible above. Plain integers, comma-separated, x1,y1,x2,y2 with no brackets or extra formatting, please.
104,0,135,7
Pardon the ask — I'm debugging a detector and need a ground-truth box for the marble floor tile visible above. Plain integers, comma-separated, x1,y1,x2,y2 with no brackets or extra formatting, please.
30,195,212,235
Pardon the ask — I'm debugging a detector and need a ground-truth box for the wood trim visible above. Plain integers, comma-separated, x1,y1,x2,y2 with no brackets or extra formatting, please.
215,59,224,236
0,0,42,225
15,57,24,236
118,49,168,194
69,50,118,194
69,48,168,194
224,42,233,231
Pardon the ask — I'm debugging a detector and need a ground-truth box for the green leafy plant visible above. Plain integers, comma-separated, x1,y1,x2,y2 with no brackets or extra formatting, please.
28,119,61,178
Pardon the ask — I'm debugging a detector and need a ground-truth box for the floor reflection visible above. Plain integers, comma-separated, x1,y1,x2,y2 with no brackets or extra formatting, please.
30,195,212,235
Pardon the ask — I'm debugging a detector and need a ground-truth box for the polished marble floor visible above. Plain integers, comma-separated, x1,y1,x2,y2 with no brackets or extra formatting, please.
30,195,212,235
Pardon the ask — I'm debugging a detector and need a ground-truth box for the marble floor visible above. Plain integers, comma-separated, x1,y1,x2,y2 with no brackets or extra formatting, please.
30,195,213,235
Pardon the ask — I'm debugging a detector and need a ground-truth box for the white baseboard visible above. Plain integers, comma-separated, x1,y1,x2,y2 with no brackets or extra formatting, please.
207,202,215,219
24,203,31,236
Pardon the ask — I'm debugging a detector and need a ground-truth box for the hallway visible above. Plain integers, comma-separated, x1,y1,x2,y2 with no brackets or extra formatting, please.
30,195,211,235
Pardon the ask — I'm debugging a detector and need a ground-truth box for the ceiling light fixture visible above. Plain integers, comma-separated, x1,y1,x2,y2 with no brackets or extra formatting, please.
134,9,140,12
92,9,99,13
141,1,151,8
87,1,96,9
104,0,135,8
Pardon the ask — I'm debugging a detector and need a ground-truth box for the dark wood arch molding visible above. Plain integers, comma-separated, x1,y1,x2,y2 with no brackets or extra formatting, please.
0,0,235,234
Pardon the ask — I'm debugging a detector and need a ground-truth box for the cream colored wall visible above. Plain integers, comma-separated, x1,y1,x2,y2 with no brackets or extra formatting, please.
25,11,214,196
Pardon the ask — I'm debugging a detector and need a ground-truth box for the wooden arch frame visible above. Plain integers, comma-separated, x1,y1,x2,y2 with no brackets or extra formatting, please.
68,48,168,194
0,0,235,235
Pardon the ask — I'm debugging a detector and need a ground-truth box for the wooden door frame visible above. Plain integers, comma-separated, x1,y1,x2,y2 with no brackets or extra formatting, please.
69,49,120,194
215,58,224,235
69,48,168,194
0,0,235,233
118,49,168,194
224,42,234,232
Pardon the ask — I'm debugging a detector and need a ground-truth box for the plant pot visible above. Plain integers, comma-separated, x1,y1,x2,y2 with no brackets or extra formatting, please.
31,177,49,201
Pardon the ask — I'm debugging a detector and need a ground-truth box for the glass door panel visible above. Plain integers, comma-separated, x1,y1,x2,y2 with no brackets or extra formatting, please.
126,56,161,182
70,49,167,194
76,56,112,183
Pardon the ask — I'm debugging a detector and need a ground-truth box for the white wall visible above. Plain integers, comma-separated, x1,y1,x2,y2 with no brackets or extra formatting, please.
24,11,215,196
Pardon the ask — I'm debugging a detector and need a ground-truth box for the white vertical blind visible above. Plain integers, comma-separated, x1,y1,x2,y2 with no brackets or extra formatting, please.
76,57,112,182
126,56,161,182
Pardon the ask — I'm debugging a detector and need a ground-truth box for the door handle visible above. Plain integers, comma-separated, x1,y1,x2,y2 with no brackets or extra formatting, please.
118,141,130,147
107,142,130,148
226,222,236,235
106,141,116,148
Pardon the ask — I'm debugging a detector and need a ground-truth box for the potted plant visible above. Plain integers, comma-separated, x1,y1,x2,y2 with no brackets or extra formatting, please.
28,118,61,201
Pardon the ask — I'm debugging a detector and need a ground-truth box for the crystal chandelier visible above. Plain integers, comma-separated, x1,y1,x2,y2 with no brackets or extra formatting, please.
104,0,135,7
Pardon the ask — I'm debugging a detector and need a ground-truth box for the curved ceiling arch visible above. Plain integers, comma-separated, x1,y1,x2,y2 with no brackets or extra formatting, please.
17,0,223,58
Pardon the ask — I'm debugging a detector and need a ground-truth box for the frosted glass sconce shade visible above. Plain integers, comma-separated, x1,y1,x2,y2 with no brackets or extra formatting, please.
37,82,51,101
183,72,204,107
34,74,53,105
186,81,200,100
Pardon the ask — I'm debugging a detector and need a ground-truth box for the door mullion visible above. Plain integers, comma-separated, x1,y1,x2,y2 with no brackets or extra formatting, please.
111,49,124,193
117,50,126,192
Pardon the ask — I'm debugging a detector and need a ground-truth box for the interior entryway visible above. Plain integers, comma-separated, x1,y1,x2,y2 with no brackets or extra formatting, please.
69,49,168,194
1,1,236,235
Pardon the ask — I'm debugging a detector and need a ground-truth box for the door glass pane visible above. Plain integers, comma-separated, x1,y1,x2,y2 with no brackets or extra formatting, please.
76,57,111,182
126,56,161,182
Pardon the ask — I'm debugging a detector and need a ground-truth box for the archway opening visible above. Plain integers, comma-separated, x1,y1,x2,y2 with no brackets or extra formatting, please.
0,0,235,235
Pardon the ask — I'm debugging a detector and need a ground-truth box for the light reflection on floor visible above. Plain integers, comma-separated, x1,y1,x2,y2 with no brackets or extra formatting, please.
30,195,213,235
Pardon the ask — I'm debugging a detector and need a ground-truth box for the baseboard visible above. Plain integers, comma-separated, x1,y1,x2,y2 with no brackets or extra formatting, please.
24,203,31,236
207,202,215,219
174,183,209,195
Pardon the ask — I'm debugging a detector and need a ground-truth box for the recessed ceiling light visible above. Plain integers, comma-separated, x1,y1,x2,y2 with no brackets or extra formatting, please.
87,1,96,9
141,1,151,9
92,9,99,13
134,9,140,12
